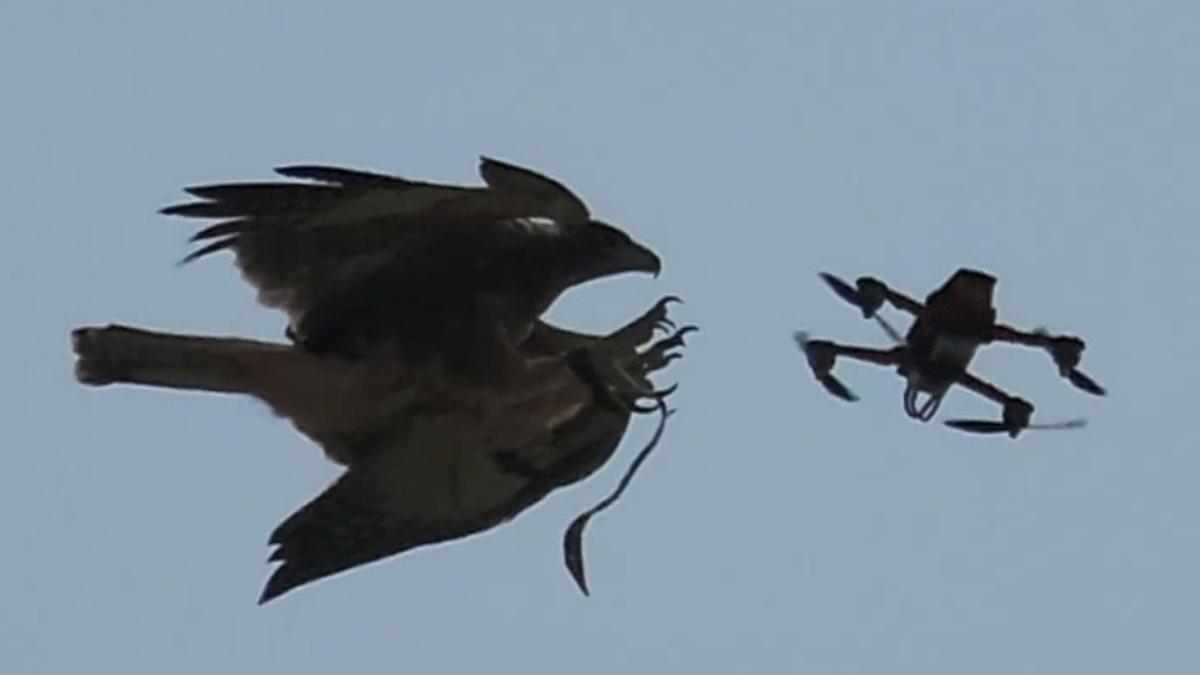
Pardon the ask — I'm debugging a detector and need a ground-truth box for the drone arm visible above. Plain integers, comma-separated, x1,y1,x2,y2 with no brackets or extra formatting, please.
827,343,907,367
955,370,1020,407
990,324,1099,393
883,289,924,316
990,323,1057,348
954,370,1036,434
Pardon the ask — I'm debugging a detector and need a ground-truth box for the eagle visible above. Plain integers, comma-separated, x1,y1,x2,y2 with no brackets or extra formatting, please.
72,158,692,603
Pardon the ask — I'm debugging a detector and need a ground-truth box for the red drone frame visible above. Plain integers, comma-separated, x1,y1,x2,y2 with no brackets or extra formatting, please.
795,269,1105,438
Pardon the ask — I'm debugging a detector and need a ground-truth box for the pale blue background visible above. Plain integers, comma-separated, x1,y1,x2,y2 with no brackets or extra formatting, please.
4,1,1198,671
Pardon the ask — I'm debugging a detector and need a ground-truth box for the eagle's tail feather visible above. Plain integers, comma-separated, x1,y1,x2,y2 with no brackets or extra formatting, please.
71,325,294,395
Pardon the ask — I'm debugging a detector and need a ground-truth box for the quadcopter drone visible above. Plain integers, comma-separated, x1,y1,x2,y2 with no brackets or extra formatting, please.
795,268,1105,438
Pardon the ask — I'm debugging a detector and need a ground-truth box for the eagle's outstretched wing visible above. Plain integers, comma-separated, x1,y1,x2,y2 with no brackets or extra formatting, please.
259,400,632,603
162,158,658,359
259,299,689,603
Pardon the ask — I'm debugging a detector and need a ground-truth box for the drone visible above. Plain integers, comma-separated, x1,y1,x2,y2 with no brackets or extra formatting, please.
795,268,1105,438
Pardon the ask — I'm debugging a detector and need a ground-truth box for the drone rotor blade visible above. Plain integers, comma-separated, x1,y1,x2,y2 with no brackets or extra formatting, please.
1027,418,1088,431
819,373,858,402
1067,369,1107,396
946,417,1088,435
943,419,1010,434
819,272,864,308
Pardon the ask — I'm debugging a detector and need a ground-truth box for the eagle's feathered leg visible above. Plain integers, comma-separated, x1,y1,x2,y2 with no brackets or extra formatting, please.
518,295,681,358
560,321,696,596
568,323,696,414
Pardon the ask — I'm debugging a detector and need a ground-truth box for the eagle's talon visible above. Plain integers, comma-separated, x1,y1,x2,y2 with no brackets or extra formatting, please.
650,382,679,399
630,400,660,414
636,325,696,374
653,295,683,312
649,325,698,353
607,296,684,349
629,382,678,414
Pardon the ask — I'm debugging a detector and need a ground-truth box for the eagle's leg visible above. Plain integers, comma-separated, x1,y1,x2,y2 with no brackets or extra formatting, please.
568,324,695,413
561,295,690,406
565,347,634,412
525,295,682,358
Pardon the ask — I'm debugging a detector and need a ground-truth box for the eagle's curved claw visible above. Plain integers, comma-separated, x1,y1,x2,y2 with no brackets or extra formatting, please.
629,382,679,414
609,296,686,348
637,325,698,374
650,382,679,399
653,325,699,351
656,296,683,328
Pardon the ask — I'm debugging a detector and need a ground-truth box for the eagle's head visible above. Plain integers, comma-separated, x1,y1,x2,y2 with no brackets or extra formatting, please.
562,219,661,282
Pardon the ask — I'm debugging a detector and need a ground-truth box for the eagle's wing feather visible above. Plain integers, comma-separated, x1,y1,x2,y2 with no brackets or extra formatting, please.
260,381,627,603
258,300,690,602
162,160,590,327
478,156,590,225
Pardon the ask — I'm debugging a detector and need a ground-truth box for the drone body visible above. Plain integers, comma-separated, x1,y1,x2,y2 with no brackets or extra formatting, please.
796,268,1105,438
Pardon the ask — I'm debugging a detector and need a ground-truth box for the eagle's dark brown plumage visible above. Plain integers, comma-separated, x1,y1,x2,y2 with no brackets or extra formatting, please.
162,157,661,378
73,157,689,603
257,300,690,603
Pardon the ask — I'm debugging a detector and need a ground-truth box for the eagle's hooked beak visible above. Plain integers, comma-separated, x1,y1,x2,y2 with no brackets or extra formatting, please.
627,242,662,278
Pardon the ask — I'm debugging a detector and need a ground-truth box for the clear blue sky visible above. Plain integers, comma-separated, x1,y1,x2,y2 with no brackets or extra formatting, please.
4,1,1198,671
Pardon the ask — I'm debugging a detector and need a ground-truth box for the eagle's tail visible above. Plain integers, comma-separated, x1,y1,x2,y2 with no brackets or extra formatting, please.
72,324,296,395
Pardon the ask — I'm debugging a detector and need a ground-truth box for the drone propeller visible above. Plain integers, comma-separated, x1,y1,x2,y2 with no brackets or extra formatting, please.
793,331,858,402
1067,369,1106,396
943,419,1010,434
819,272,865,311
944,417,1087,435
817,373,858,402
818,272,905,344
